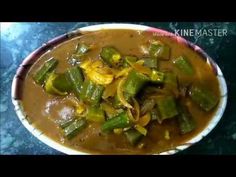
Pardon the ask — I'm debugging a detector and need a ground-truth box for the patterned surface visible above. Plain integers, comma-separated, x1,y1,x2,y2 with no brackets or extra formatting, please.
1,22,236,154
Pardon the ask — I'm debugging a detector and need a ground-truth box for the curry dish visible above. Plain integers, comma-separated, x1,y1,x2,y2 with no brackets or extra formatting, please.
22,29,220,154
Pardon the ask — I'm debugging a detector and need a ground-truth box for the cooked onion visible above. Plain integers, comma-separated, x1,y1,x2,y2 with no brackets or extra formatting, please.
132,98,140,122
130,62,151,75
134,124,147,136
138,113,151,127
115,67,132,78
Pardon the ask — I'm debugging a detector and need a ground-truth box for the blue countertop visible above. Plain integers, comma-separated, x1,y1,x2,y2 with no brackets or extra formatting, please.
1,22,236,154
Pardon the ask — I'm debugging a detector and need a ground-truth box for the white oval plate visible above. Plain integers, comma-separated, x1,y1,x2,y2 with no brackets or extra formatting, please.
12,23,228,155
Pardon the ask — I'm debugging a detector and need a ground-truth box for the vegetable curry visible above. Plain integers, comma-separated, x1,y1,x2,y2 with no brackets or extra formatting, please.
22,29,220,154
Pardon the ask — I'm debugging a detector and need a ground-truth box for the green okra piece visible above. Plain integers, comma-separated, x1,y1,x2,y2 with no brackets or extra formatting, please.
189,85,219,111
149,42,170,60
177,103,196,134
150,70,165,84
53,72,73,93
125,129,143,145
75,43,90,56
173,56,194,75
90,85,105,105
156,96,178,121
123,69,149,96
33,58,58,85
100,47,122,67
67,66,84,97
123,56,138,67
143,57,159,69
101,111,130,132
87,106,105,123
63,118,87,139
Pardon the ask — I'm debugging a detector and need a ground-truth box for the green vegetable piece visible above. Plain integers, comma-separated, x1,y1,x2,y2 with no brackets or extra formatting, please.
157,96,178,121
123,56,138,67
85,80,96,100
80,80,104,105
90,85,105,105
100,47,122,67
67,66,84,97
150,70,165,83
80,80,95,102
80,80,90,101
68,43,90,66
44,73,68,96
125,129,143,145
87,106,105,123
53,72,73,93
140,99,156,115
101,111,130,132
76,43,90,56
149,42,170,60
33,58,58,85
59,118,74,129
123,70,149,96
177,104,196,134
113,94,123,108
63,118,87,139
173,56,194,75
164,72,179,97
143,57,158,69
189,86,219,111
